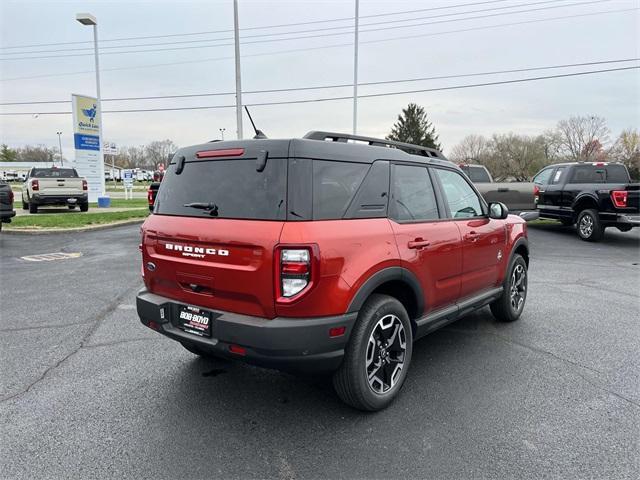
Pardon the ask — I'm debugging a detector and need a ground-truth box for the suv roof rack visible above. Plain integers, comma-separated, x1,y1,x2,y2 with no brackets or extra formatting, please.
303,131,445,159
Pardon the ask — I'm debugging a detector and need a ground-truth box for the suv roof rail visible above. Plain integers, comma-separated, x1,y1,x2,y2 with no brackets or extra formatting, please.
303,131,445,159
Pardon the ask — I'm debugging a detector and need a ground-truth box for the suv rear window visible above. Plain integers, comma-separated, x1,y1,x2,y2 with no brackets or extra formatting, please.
32,168,78,178
568,164,630,183
155,158,286,220
461,165,491,183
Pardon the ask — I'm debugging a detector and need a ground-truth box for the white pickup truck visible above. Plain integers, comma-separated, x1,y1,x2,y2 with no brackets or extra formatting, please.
21,167,88,213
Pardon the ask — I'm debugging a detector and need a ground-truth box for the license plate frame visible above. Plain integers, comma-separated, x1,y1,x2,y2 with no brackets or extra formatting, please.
176,304,213,337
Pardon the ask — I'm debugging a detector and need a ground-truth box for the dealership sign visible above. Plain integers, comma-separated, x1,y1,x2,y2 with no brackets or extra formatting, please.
71,94,105,202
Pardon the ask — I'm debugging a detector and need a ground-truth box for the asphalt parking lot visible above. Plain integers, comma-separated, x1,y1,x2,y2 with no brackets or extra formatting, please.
1,223,638,479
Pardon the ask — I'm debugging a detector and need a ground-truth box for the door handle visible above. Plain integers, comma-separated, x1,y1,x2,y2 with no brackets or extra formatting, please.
408,238,431,249
464,231,479,242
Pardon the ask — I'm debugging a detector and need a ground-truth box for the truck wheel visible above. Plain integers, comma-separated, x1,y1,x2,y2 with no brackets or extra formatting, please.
490,254,527,323
576,209,603,242
333,294,413,411
80,202,89,212
28,202,38,214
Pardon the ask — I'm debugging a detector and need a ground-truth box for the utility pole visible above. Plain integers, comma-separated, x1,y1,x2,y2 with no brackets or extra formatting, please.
233,0,243,140
56,131,63,166
352,0,359,135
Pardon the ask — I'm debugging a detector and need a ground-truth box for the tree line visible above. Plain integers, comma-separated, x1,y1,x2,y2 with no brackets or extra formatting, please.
2,106,637,181
385,105,639,181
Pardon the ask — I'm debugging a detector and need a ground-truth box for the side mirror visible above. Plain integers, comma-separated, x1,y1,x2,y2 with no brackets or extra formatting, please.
489,202,509,220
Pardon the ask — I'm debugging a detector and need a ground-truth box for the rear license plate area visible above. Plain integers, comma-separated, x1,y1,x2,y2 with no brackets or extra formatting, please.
176,305,213,337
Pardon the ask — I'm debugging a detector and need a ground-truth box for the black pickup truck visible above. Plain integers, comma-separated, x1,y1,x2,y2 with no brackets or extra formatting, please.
0,180,16,232
533,162,639,241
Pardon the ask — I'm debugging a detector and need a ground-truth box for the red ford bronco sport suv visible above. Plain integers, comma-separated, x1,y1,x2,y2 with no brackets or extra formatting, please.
137,131,529,411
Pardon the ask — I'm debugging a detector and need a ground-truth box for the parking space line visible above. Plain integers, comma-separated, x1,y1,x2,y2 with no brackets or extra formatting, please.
20,252,83,262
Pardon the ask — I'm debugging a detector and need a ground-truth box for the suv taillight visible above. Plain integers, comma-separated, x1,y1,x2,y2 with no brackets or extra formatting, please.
611,190,628,208
31,179,39,191
533,184,540,203
279,248,311,298
82,179,88,191
147,186,154,205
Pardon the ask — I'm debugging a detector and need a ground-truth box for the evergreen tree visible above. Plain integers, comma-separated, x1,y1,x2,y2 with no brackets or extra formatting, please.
387,103,441,150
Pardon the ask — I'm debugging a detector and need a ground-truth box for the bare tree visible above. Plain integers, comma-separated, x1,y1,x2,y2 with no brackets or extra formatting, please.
15,145,57,163
449,134,489,163
145,140,177,169
485,134,551,181
610,128,640,180
554,115,610,161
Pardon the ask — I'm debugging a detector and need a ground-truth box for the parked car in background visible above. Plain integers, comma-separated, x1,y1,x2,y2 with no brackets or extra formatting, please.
0,180,16,232
533,162,639,241
459,163,536,212
137,131,530,411
21,167,88,214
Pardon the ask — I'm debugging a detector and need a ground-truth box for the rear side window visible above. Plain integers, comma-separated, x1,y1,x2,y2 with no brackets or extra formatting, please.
568,164,630,183
312,160,368,220
32,168,78,178
155,158,286,220
390,164,439,221
434,168,484,218
461,165,491,183
533,168,554,185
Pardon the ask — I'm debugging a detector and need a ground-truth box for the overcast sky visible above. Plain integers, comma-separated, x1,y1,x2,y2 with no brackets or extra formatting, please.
0,0,638,158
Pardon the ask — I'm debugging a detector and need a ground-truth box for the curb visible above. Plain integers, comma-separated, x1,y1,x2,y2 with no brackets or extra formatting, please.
2,218,145,235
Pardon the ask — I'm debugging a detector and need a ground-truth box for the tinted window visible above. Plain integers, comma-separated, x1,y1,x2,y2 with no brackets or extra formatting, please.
533,168,554,185
435,168,484,218
155,158,286,220
390,164,439,221
313,160,368,220
32,168,78,178
461,165,491,183
569,164,630,184
551,167,566,184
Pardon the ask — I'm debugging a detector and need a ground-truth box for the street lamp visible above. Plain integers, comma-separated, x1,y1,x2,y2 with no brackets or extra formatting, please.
76,13,105,196
219,128,226,141
56,131,63,167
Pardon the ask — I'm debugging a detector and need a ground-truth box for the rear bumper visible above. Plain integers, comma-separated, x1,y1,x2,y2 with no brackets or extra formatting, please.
31,193,87,205
615,213,640,226
136,288,358,373
0,209,16,222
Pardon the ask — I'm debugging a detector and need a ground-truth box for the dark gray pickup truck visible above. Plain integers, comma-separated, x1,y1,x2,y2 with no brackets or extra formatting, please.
0,180,16,232
459,164,536,212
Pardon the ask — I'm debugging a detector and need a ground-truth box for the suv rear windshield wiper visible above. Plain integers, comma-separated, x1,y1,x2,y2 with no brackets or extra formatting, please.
183,202,219,216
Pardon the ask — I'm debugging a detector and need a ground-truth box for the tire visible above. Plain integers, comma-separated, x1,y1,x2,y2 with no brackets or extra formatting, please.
576,208,603,242
333,294,413,411
490,254,528,323
79,202,89,212
22,200,28,210
28,202,37,214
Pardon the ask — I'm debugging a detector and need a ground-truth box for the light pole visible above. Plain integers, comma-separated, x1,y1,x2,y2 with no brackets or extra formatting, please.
353,0,359,135
219,128,226,141
233,0,243,139
76,13,105,197
56,131,63,166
